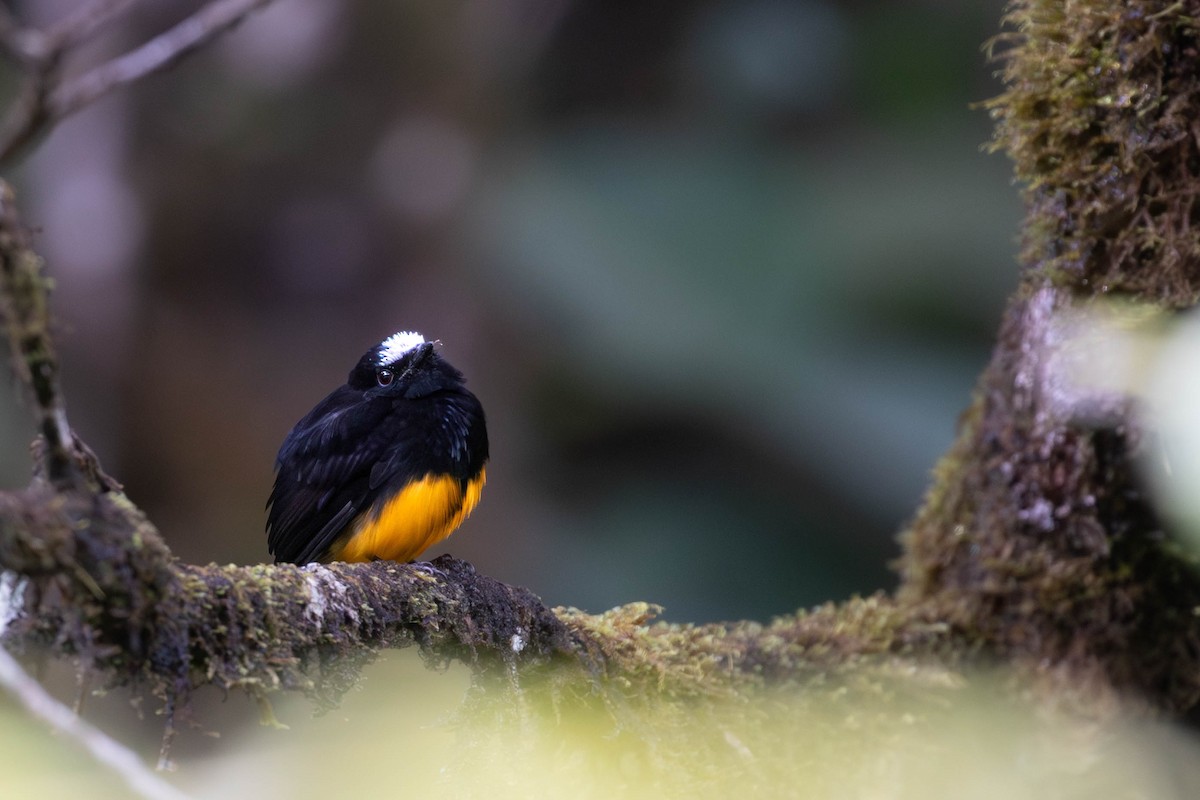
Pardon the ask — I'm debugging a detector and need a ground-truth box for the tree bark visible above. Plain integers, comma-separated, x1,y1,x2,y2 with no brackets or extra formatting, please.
898,0,1200,711
3,0,1200,741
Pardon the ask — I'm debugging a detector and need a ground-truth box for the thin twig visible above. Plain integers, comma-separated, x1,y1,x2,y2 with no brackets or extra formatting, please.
0,70,55,165
0,2,61,165
0,647,191,800
44,0,141,54
0,0,138,163
0,0,277,165
50,0,277,119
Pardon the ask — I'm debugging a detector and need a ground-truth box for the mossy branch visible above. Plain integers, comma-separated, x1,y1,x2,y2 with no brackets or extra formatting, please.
3,3,1200,775
0,481,582,705
0,185,76,487
0,474,958,714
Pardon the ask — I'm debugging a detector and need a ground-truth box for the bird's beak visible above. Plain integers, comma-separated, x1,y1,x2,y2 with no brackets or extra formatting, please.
398,342,435,382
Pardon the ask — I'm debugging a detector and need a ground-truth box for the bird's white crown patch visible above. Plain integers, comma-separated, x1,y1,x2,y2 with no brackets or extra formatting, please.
377,331,427,365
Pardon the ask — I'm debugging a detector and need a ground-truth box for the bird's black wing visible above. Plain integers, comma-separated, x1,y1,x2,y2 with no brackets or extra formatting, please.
266,389,393,564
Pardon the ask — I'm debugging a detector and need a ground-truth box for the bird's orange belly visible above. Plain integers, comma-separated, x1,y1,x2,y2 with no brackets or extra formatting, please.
329,469,486,563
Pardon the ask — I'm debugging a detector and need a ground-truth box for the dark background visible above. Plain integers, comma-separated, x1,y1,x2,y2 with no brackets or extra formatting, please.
2,0,1016,623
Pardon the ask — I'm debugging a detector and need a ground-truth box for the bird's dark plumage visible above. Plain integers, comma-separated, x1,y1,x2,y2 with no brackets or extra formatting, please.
267,332,488,565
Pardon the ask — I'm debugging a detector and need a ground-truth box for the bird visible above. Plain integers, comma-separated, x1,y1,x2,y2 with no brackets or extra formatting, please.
266,331,488,565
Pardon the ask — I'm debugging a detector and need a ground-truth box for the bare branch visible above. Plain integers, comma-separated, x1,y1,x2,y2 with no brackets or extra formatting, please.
44,0,140,54
0,647,190,800
0,0,278,165
0,20,59,166
50,0,276,120
0,0,137,164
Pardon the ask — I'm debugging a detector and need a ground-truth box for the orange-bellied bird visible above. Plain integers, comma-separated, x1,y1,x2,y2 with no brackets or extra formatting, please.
267,331,488,564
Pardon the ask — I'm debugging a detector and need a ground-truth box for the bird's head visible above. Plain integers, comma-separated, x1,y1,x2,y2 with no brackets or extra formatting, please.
350,331,463,399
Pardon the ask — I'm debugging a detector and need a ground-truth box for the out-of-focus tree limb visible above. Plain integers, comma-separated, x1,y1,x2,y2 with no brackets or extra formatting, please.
0,0,277,166
0,646,190,800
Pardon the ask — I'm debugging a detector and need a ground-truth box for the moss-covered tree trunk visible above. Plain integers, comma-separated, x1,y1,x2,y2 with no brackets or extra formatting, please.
898,0,1200,712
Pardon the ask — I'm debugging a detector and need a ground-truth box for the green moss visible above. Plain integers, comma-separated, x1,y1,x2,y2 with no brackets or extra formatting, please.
554,595,960,703
887,0,1200,715
984,0,1200,301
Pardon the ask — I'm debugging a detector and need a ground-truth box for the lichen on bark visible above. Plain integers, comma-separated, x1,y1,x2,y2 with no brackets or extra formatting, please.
899,0,1200,713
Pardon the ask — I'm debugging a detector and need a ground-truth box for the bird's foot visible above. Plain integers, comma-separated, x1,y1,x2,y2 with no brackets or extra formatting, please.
409,560,447,580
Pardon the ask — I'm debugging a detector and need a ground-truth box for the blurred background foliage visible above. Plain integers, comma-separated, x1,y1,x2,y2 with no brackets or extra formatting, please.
0,0,1017,623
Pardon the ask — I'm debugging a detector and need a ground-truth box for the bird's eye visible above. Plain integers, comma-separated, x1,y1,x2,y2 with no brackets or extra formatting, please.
376,369,395,387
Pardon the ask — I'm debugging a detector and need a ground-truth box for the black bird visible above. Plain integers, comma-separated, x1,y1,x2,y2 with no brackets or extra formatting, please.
267,331,488,564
